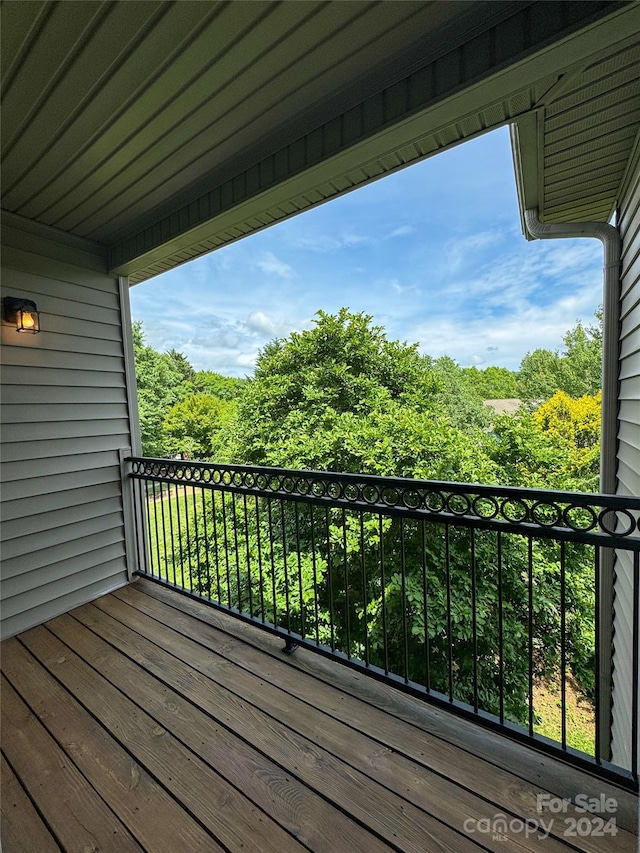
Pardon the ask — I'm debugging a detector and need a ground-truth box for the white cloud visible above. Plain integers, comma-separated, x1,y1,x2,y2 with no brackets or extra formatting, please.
246,310,278,336
237,352,259,367
389,225,416,238
445,230,505,273
254,252,294,279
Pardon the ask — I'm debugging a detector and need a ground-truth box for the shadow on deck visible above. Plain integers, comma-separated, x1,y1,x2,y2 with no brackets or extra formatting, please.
1,578,637,852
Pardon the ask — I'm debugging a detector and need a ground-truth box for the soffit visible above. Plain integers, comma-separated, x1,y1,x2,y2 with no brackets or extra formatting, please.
512,35,640,228
1,0,483,240
1,0,635,281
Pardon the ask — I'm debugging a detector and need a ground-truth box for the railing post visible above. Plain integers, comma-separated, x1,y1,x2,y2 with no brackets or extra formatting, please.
597,547,614,763
119,449,137,581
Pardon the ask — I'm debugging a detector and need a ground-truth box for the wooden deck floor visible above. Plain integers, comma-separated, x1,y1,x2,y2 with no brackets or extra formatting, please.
1,578,637,853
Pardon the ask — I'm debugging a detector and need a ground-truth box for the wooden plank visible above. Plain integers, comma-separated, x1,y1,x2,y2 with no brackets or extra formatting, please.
47,611,393,853
18,625,308,853
0,671,142,853
1,638,223,853
114,584,637,852
135,578,639,833
0,752,61,853
73,600,485,853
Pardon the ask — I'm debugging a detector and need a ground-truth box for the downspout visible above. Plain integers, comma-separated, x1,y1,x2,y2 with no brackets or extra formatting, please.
524,208,620,763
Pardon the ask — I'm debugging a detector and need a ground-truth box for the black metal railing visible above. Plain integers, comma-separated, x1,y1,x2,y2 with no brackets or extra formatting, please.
128,457,640,786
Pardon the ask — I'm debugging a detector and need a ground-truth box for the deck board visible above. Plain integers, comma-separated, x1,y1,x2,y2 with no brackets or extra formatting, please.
1,577,637,853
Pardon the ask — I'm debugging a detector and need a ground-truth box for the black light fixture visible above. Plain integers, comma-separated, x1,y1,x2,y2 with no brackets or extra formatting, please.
2,296,40,333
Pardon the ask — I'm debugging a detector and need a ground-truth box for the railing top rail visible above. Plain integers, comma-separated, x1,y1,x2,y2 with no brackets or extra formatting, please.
127,456,640,549
127,456,640,509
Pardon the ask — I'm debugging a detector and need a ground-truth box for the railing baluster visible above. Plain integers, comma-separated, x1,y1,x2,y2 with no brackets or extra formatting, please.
294,502,304,639
632,550,639,781
190,485,200,595
183,483,194,592
200,488,212,599
445,524,453,702
343,509,351,659
243,495,253,618
497,531,504,725
211,490,222,603
221,493,232,609
360,513,369,667
528,536,534,738
174,481,185,589
326,507,335,652
593,545,600,764
255,496,265,621
151,480,161,579
379,514,388,676
280,501,291,636
310,505,320,646
267,499,278,626
126,457,640,787
421,520,429,692
560,540,567,751
232,494,242,612
471,528,478,713
400,519,408,684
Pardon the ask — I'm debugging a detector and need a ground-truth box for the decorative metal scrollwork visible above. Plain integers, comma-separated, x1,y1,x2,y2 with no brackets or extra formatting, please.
129,457,640,547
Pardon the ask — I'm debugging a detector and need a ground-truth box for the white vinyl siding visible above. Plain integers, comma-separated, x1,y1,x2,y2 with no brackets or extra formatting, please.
610,128,640,771
0,228,133,639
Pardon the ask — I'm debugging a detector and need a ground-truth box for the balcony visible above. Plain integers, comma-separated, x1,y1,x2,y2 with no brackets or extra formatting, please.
2,458,638,852
2,577,637,853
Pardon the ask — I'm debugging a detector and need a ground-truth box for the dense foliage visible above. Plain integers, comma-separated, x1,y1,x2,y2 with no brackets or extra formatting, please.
134,309,602,740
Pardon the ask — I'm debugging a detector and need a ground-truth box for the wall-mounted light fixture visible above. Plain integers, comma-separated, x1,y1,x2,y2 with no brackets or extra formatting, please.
2,296,40,333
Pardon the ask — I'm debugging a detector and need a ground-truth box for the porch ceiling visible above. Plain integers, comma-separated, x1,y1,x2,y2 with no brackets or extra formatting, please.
1,1,638,283
512,34,640,230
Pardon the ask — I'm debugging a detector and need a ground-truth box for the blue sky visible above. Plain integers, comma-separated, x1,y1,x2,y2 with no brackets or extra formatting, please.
130,126,603,377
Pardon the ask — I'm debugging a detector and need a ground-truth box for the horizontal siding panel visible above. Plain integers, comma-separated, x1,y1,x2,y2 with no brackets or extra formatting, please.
0,384,127,406
1,418,130,443
618,169,640,234
1,511,124,561
1,403,128,424
618,377,640,400
1,245,113,290
618,422,640,453
45,312,123,339
617,456,640,499
1,459,119,503
1,365,126,388
1,450,119,483
0,346,124,373
1,330,124,357
1,556,126,602
620,332,640,360
1,544,126,586
1,481,123,522
621,243,640,291
0,434,130,464
2,528,126,580
0,573,129,640
618,349,640,380
2,497,123,542
0,237,132,638
618,400,640,424
620,289,640,326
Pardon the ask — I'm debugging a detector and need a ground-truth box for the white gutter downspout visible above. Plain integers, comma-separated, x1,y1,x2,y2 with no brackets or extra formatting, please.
523,209,620,495
524,208,621,764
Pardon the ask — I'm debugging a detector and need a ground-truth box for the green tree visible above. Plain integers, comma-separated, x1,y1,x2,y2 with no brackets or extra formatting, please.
230,308,492,477
518,312,602,403
163,393,236,460
462,365,519,399
132,322,185,456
